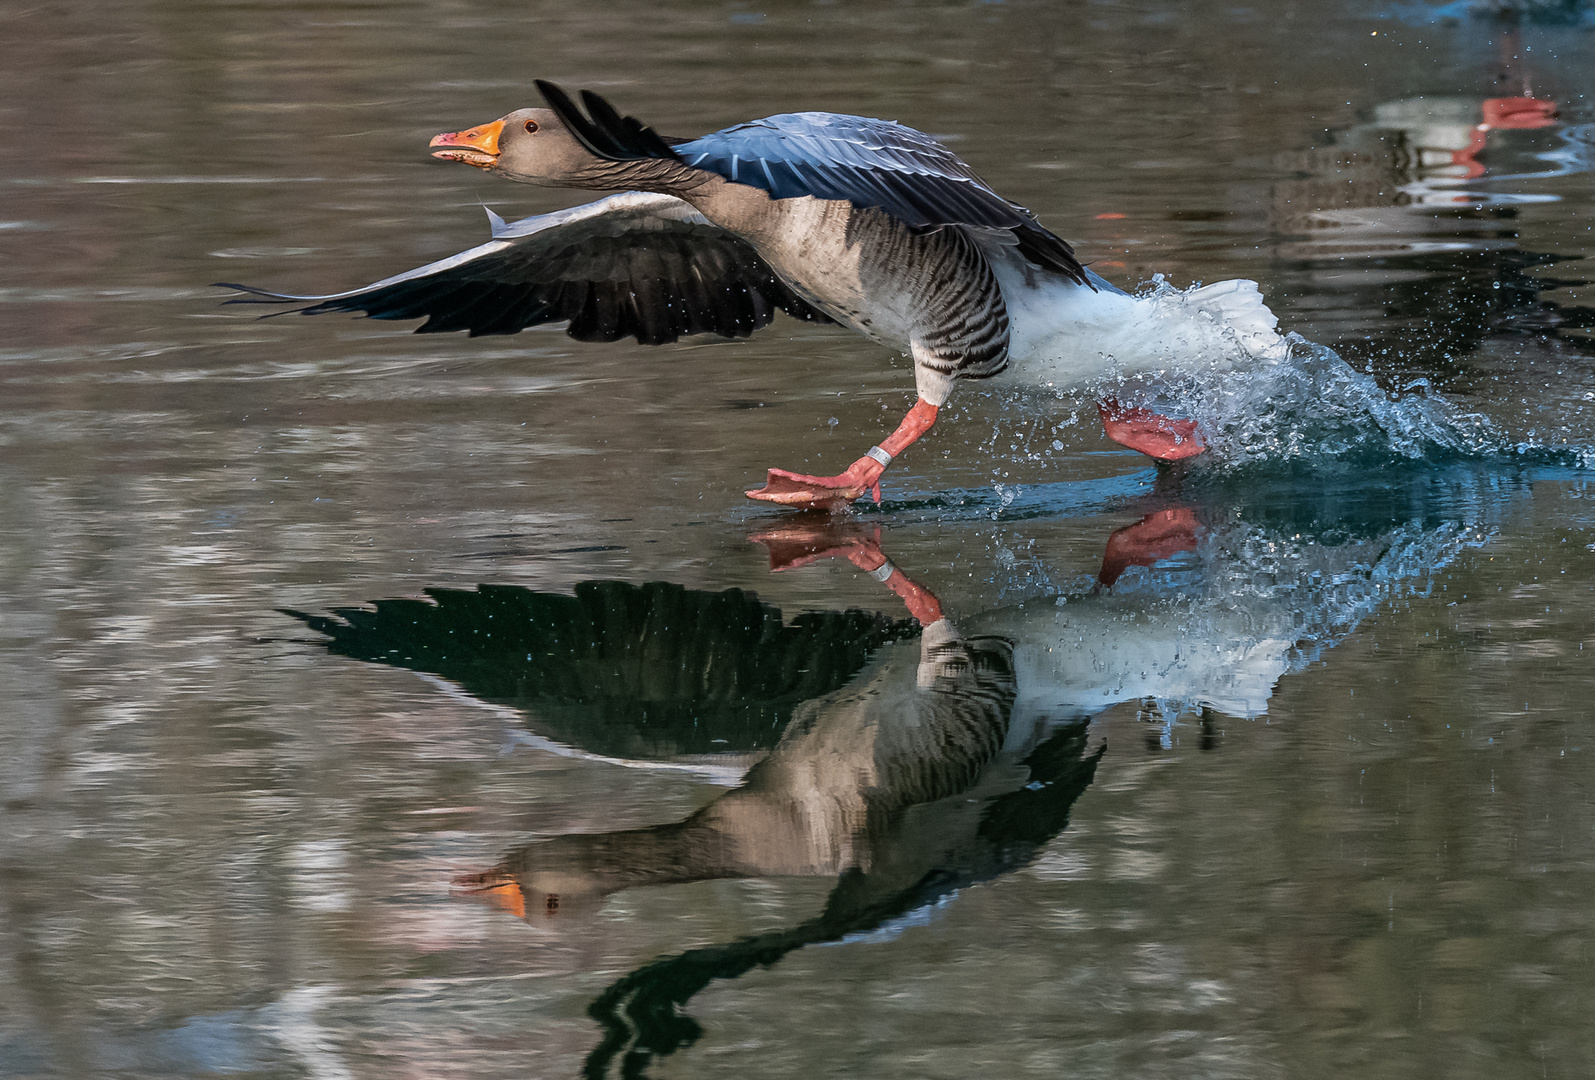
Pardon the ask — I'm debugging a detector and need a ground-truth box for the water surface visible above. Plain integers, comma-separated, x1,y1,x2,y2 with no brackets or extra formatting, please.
3,2,1595,1078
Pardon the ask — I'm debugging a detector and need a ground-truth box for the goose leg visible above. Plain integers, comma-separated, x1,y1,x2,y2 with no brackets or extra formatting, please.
749,518,944,626
1098,399,1207,462
746,399,938,511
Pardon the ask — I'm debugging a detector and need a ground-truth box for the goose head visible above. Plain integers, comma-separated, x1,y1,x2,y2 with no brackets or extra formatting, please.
430,108,600,186
453,861,608,922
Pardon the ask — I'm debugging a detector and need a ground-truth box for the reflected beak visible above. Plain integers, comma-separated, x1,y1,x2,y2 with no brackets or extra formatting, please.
452,867,526,919
429,119,505,169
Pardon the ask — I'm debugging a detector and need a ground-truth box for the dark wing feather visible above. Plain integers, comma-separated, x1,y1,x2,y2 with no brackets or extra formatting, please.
677,112,1090,286
215,192,832,345
534,80,683,163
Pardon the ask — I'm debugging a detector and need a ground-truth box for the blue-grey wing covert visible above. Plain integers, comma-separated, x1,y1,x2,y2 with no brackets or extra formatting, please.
536,86,1090,287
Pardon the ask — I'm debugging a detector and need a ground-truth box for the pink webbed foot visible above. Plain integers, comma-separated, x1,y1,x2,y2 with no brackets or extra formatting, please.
745,456,885,511
747,520,944,626
1098,507,1202,587
748,520,883,572
747,400,938,511
1098,400,1207,462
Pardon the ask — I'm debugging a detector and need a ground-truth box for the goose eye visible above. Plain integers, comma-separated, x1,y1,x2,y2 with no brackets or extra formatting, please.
524,120,539,134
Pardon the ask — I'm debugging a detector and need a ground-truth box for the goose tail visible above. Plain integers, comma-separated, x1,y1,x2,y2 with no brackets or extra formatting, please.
1182,278,1289,362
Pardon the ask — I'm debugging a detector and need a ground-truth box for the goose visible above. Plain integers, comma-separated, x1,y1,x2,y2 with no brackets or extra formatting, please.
428,498,1474,1049
221,83,1290,509
276,492,1494,1071
299,495,1482,928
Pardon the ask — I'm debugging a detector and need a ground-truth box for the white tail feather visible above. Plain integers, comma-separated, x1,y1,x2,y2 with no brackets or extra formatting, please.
1183,279,1288,362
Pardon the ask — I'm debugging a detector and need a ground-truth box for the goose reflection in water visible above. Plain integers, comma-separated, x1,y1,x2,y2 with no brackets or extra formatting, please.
290,475,1506,1077
298,558,1099,1079
475,619,1095,1080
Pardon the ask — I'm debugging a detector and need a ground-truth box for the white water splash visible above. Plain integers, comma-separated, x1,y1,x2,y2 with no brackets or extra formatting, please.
1086,277,1589,471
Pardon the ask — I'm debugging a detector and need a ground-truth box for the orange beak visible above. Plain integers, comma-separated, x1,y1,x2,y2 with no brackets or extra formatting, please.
429,119,505,169
452,866,526,919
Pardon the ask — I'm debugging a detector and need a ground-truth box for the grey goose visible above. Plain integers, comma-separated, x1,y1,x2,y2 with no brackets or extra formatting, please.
221,83,1291,508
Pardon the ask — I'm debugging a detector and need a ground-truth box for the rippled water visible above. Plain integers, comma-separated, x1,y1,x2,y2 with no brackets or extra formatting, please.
3,2,1595,1078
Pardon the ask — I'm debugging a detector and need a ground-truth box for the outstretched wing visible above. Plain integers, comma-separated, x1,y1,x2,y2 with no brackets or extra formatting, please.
533,85,1088,287
679,114,1088,285
216,191,833,344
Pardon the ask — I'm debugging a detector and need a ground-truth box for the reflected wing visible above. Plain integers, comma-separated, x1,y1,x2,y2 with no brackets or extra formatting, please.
216,191,833,344
675,113,1089,285
282,580,916,757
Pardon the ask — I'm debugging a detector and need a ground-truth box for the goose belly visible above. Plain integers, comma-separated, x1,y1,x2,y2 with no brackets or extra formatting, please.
989,260,1290,389
703,189,918,347
699,186,1014,355
972,601,1298,724
999,277,1148,386
1009,615,1293,721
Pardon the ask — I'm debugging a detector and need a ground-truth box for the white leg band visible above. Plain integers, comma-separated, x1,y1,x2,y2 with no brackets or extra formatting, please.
866,559,896,583
865,445,894,467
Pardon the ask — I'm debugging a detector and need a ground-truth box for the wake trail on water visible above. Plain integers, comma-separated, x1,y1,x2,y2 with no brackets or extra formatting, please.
1088,279,1595,474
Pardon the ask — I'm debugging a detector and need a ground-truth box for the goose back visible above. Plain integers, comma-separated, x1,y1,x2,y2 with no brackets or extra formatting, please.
531,86,1089,285
669,111,1089,284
